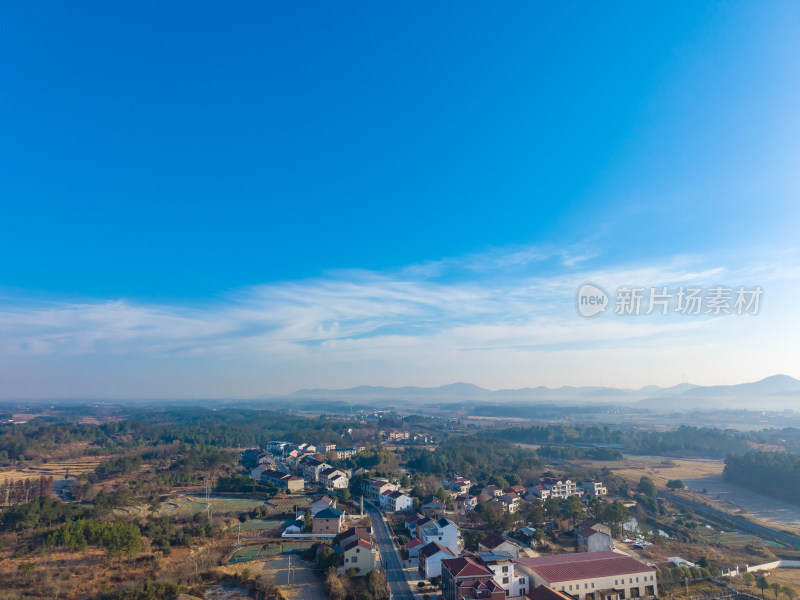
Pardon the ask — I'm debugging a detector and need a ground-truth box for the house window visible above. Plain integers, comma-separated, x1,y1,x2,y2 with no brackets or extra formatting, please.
503,566,509,573
504,578,509,584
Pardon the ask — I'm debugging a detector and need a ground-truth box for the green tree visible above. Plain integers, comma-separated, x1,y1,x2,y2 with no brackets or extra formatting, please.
782,586,797,600
318,546,339,571
771,583,782,600
637,477,658,499
477,501,505,531
563,496,584,529
758,577,770,597
666,479,685,490
303,510,313,531
742,572,755,589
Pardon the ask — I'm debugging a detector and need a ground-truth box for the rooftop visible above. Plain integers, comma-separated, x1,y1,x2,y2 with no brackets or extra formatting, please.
516,551,654,583
419,541,455,559
314,507,344,519
442,556,492,578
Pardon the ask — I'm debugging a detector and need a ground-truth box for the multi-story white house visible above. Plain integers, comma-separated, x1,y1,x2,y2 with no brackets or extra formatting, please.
267,441,290,454
476,550,529,598
581,479,608,497
456,494,478,512
446,477,472,494
515,551,658,600
441,556,505,600
419,542,455,579
361,478,398,501
496,492,521,513
536,477,579,499
380,490,413,512
320,467,349,490
299,456,332,482
332,447,360,460
420,517,462,556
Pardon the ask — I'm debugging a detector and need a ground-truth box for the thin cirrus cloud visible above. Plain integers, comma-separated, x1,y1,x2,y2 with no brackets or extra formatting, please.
0,245,796,397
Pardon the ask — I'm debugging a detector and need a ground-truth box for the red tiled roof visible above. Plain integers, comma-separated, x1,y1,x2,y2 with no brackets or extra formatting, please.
578,527,607,538
407,538,423,548
532,585,576,600
479,533,508,550
340,527,370,542
457,578,503,592
516,551,654,583
343,538,372,552
442,556,493,578
419,542,454,559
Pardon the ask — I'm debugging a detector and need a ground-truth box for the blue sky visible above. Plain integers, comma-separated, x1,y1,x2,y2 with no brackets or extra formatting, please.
1,3,799,398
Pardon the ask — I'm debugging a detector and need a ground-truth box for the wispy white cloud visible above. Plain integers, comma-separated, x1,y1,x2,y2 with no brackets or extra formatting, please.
0,245,797,397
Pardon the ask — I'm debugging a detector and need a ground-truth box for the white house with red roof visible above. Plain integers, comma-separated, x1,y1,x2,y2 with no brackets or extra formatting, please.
419,541,455,579
406,537,424,558
380,489,412,512
441,556,505,600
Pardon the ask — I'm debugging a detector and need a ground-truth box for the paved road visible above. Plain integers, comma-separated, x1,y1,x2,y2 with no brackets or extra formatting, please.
366,502,415,600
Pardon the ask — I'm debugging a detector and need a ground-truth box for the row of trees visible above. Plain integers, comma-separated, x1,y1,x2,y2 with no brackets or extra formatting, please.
724,452,800,505
498,424,751,458
0,475,54,506
405,435,542,482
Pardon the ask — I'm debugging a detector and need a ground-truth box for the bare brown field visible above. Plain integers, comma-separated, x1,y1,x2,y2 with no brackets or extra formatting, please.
748,567,800,590
0,456,104,483
583,455,725,486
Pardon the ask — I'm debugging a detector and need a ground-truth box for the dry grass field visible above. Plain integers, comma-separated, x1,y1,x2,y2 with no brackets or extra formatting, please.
582,455,725,485
749,567,800,590
0,456,105,483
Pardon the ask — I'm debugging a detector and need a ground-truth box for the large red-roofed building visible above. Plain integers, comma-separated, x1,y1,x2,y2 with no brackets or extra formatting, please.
515,551,657,600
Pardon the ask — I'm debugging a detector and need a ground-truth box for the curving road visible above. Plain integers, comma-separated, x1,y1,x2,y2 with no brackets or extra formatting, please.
366,502,415,600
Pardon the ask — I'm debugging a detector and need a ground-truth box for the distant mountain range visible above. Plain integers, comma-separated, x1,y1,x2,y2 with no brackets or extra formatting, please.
285,374,800,411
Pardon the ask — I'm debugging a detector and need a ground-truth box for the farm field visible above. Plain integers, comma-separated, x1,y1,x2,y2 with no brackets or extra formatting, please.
749,567,800,590
583,455,725,486
184,496,270,513
0,456,105,483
